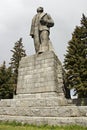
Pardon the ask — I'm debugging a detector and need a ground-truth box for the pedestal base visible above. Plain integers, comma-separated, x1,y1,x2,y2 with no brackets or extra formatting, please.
0,51,87,126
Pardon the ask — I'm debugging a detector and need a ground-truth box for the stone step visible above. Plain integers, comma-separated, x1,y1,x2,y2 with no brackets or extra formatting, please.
14,92,64,99
0,115,87,126
0,97,74,107
0,106,87,117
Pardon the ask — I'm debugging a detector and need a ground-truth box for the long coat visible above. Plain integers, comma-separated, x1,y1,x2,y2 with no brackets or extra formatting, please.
30,12,54,53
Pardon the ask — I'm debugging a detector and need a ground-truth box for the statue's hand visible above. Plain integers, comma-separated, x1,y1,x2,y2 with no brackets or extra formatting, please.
32,35,34,38
30,34,34,38
47,22,54,27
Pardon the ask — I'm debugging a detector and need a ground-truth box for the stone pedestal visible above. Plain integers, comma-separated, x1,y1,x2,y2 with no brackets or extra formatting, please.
17,51,64,97
0,51,87,126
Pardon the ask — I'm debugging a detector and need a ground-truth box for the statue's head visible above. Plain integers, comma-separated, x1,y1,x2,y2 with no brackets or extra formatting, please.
37,7,44,13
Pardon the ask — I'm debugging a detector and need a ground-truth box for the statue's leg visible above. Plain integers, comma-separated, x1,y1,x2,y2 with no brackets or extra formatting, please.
33,37,40,53
38,30,49,53
33,27,40,53
48,40,55,52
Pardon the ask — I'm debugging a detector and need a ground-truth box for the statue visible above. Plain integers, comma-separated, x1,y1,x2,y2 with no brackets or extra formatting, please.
30,7,54,54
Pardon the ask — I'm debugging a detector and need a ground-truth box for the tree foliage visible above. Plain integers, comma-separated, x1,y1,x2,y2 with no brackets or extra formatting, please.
64,14,87,98
10,38,26,94
0,38,26,99
0,62,13,99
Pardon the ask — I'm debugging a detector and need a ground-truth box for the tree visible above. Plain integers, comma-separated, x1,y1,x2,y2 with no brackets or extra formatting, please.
62,69,71,99
64,14,87,98
0,61,13,99
10,38,26,94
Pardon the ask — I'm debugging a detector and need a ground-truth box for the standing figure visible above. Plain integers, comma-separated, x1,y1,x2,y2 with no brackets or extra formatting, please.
30,7,54,53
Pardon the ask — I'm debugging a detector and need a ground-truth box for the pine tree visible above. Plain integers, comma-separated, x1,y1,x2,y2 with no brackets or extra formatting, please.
0,61,6,99
10,38,26,94
64,14,87,98
0,62,13,99
5,66,14,98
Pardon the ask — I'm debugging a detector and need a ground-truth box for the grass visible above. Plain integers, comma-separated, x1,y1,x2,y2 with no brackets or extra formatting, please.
0,121,87,130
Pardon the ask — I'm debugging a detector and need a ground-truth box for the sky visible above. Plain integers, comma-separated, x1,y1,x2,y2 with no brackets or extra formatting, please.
0,0,87,65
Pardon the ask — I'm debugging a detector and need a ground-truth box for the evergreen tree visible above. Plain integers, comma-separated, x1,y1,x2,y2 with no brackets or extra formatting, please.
0,62,13,99
10,38,26,94
64,14,87,98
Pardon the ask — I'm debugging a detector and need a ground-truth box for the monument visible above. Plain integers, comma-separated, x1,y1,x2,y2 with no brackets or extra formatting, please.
30,7,54,53
0,7,87,126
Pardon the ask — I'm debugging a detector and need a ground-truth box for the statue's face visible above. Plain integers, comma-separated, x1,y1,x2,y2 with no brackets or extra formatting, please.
37,7,43,13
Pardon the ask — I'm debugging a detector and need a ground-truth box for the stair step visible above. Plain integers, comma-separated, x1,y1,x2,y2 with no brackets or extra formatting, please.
0,106,87,117
0,115,87,126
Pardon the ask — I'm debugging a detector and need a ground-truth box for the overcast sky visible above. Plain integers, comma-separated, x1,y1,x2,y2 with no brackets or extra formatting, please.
0,0,87,65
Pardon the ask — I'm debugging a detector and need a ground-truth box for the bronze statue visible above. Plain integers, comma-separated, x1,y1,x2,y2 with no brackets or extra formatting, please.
30,7,54,53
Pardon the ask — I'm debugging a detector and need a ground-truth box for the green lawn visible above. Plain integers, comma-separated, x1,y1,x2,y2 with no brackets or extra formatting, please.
0,122,87,130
